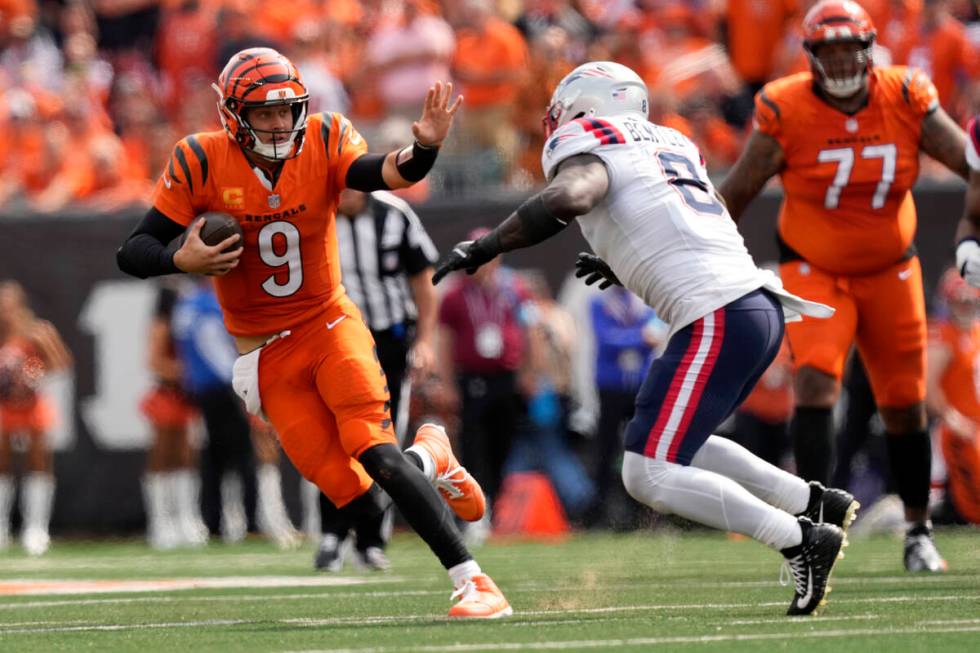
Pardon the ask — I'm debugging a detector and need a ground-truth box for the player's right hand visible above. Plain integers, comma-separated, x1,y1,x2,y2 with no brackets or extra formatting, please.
956,238,980,288
173,218,242,276
575,252,621,289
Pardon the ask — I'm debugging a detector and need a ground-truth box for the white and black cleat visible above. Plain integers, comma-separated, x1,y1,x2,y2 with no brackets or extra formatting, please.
799,481,860,535
904,524,947,573
782,517,847,616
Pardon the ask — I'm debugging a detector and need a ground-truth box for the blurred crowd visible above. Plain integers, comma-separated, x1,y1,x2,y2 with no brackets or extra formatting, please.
2,0,979,214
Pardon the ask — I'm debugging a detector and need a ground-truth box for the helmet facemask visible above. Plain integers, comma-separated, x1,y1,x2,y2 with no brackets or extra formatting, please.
805,38,874,99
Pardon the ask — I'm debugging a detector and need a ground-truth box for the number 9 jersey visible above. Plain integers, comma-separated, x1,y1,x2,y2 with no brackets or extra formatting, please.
754,66,939,276
151,112,368,337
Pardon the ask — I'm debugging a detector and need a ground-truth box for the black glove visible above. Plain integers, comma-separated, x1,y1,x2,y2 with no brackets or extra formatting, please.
432,238,500,285
575,252,621,290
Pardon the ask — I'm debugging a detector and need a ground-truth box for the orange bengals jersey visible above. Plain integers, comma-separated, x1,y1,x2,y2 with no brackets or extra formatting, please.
151,112,367,337
930,320,980,422
754,66,939,276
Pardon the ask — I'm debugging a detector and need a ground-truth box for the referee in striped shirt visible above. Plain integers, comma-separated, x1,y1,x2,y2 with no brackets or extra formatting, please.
315,189,440,571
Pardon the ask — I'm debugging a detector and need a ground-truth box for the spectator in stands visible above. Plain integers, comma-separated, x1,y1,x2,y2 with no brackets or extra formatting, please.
366,0,455,121
582,285,666,529
0,280,72,556
288,19,350,116
723,0,800,127
904,0,974,118
449,0,529,184
437,227,532,543
140,279,208,550
155,0,218,113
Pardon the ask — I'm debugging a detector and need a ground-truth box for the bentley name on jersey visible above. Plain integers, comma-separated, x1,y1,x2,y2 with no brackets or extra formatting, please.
542,115,831,336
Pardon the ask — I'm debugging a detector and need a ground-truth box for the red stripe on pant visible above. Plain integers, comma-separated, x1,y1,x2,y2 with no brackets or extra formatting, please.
666,309,725,462
643,319,705,458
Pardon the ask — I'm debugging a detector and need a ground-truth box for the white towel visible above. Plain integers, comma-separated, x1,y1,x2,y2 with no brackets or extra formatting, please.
232,348,263,416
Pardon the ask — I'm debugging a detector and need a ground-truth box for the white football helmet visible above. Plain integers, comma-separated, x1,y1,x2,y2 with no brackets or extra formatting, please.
543,61,649,137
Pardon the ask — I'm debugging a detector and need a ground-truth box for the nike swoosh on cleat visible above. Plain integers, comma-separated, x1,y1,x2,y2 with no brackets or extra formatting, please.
797,569,814,609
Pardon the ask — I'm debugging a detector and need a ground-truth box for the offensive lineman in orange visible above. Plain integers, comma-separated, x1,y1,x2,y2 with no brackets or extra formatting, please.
117,48,511,618
719,1,969,572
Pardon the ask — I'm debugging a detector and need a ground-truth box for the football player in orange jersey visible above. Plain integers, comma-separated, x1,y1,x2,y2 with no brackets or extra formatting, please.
926,269,980,525
719,0,970,573
116,48,511,618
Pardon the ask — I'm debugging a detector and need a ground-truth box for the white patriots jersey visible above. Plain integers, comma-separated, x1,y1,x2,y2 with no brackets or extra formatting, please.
542,115,832,336
967,115,980,172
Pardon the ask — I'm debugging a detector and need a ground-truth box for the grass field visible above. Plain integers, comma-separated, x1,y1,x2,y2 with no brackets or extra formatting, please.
0,528,978,652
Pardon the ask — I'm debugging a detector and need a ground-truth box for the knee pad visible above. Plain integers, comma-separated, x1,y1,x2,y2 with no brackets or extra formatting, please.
621,452,673,514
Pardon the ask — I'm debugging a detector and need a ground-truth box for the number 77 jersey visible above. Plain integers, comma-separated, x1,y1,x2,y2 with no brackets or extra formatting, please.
754,66,939,275
151,112,367,337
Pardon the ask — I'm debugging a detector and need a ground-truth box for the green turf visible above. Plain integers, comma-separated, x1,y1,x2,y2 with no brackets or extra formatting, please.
0,528,978,652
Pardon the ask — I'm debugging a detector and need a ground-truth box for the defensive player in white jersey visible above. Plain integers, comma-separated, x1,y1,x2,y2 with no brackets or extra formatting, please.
433,62,859,616
956,115,980,287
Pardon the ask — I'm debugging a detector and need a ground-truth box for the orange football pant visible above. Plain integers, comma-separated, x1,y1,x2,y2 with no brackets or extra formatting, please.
258,296,396,508
779,256,926,407
939,425,980,524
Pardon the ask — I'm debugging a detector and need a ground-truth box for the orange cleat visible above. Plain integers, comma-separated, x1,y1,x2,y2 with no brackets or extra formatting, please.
412,423,486,522
449,574,513,619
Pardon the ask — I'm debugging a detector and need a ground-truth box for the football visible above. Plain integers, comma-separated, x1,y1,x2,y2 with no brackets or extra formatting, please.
185,212,243,252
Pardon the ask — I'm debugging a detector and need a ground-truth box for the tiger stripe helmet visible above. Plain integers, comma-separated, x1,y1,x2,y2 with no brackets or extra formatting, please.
802,1,876,98
212,47,310,160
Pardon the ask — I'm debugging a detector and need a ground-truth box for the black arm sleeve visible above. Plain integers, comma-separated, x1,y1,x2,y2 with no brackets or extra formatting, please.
345,153,391,192
116,207,186,279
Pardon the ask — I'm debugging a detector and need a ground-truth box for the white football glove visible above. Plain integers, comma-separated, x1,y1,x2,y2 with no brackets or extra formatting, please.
956,238,980,288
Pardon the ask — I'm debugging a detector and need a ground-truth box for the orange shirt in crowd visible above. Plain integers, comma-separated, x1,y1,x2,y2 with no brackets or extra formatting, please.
726,0,800,83
452,17,528,108
904,16,972,111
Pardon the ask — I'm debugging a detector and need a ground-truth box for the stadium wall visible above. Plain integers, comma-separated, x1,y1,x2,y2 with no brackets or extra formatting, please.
0,185,965,533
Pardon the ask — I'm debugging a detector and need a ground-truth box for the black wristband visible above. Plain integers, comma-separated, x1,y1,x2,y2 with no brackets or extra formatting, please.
395,140,439,182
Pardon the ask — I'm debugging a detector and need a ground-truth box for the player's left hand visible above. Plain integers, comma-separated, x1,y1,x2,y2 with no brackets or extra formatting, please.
412,81,462,148
575,252,622,289
431,239,497,285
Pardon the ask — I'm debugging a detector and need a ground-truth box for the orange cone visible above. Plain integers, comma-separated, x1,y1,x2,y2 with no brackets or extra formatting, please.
492,472,569,538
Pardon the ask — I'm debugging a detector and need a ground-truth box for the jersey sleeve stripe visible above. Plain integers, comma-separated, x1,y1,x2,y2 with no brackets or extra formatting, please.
901,68,913,105
337,117,348,155
583,118,625,145
185,136,208,186
759,90,781,121
320,112,331,159
167,157,183,186
173,146,194,194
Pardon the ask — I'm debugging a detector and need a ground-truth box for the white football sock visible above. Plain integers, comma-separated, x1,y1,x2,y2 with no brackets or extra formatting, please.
173,468,208,546
622,452,802,550
22,473,54,533
448,559,482,589
690,435,810,515
405,444,436,482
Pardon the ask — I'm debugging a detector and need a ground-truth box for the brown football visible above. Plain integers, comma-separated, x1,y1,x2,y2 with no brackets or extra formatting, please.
187,212,243,252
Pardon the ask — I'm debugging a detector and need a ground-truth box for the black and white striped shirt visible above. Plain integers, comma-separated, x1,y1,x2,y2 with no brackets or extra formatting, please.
335,191,439,332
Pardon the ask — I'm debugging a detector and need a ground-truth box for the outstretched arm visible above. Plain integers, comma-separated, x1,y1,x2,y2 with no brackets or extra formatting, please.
717,130,784,223
432,154,609,284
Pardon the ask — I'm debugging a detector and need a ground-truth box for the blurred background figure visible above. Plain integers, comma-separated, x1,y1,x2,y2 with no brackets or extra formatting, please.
501,270,595,523
0,280,72,555
170,276,257,545
249,416,302,550
436,228,532,545
581,285,666,529
731,338,795,469
927,268,980,525
139,279,207,550
312,188,440,572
